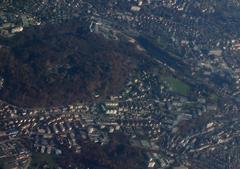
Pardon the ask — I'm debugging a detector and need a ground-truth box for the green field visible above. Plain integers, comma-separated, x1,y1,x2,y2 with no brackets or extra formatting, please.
210,94,219,102
156,34,170,49
156,36,166,49
162,76,190,96
29,153,58,169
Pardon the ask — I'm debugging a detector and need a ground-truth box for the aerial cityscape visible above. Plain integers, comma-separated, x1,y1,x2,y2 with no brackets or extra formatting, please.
0,0,240,169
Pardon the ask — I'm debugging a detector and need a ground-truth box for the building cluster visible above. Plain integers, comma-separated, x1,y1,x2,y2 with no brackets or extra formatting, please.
0,138,30,169
0,0,240,168
0,67,230,168
0,10,39,37
84,0,240,101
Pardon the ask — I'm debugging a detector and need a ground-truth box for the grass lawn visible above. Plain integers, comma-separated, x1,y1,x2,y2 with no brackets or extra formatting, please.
163,76,190,96
156,35,170,49
210,94,219,102
156,36,166,49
